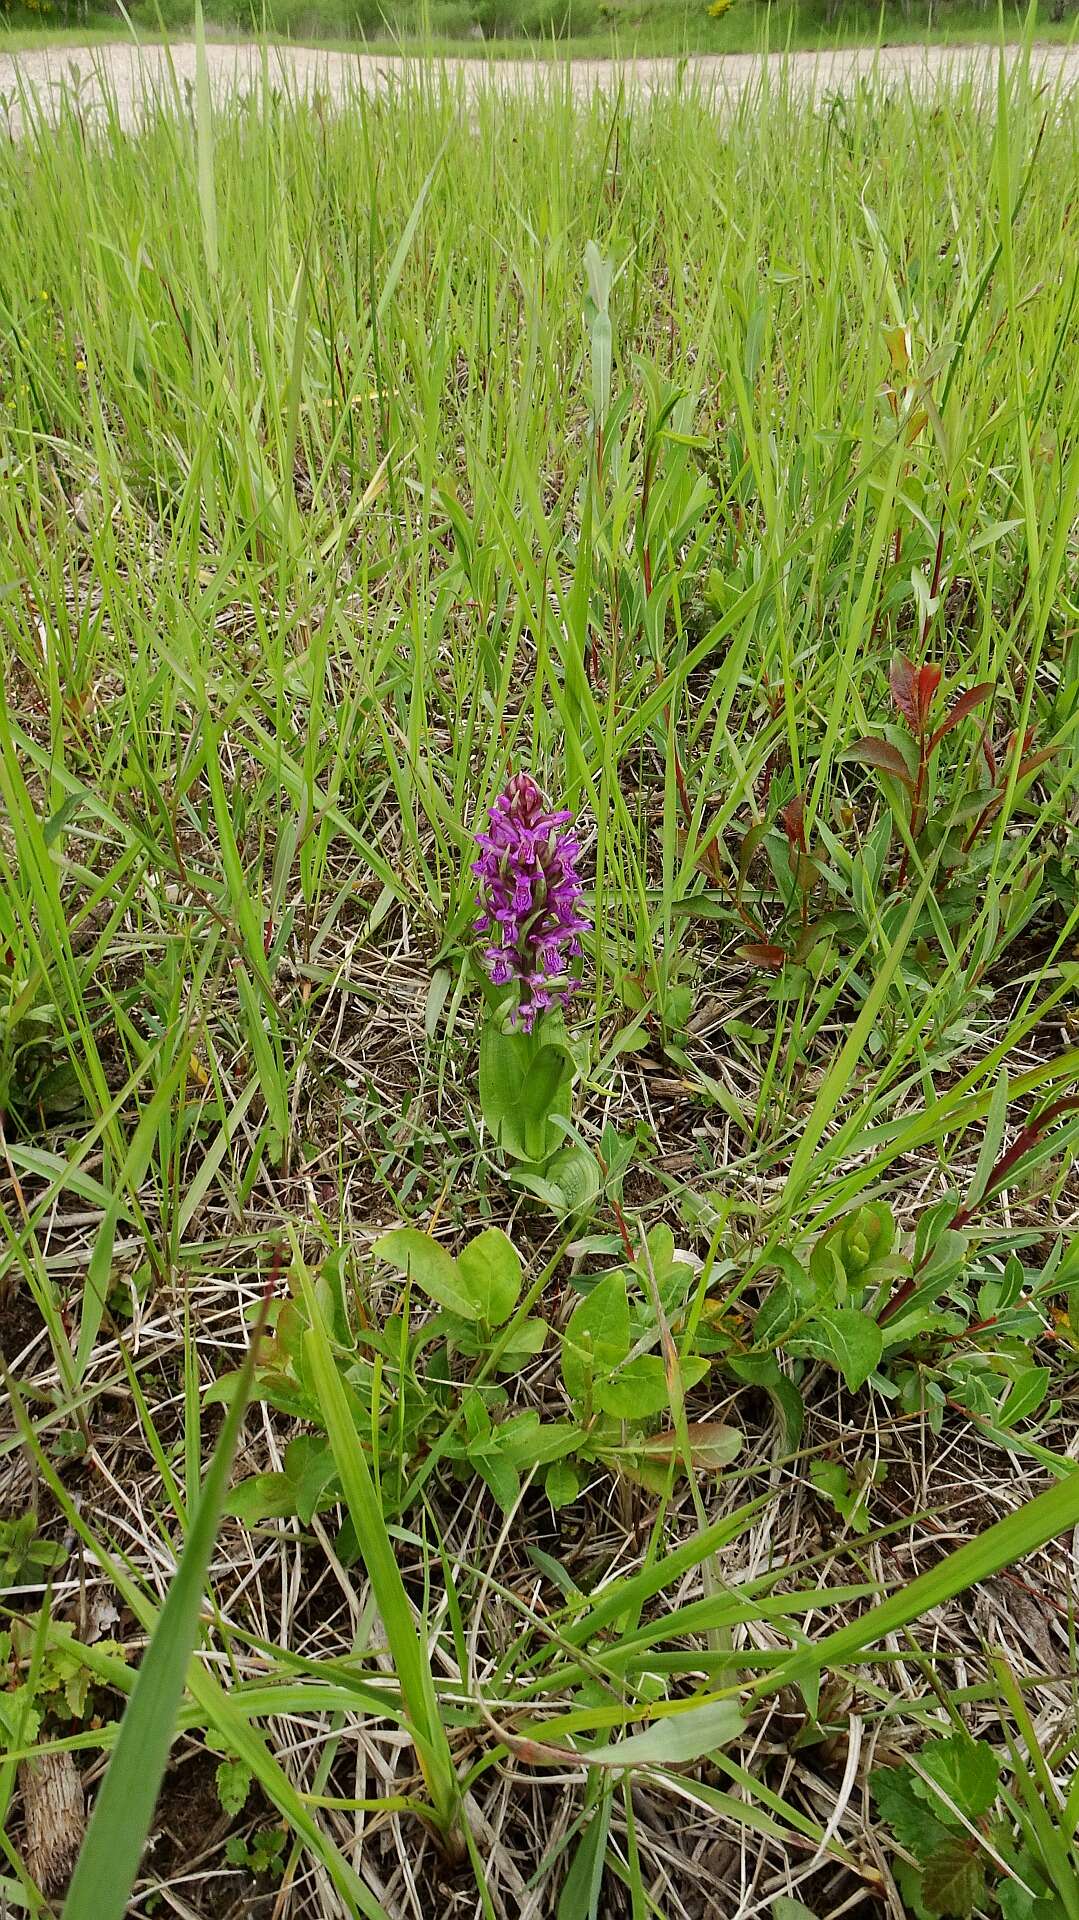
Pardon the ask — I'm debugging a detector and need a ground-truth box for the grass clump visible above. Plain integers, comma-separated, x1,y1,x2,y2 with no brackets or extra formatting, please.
1,45,1078,1920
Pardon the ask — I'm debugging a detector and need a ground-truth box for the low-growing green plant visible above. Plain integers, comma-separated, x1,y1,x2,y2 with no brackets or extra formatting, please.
728,1082,1079,1446
809,1456,886,1533
0,922,82,1133
0,1618,122,1745
872,1724,1079,1920
224,1823,287,1880
222,1220,742,1522
0,1515,67,1591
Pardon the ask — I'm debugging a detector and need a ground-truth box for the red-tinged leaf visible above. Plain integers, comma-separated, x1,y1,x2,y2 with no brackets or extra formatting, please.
736,820,770,900
736,943,787,972
755,746,782,808
889,654,920,730
928,681,995,752
921,1835,986,1917
842,737,915,787
1016,744,1060,781
1008,725,1036,764
979,725,997,785
790,916,841,964
915,662,943,732
635,1422,743,1471
778,794,807,855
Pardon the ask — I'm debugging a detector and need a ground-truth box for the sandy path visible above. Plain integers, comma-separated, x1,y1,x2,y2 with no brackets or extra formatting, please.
1,39,1077,127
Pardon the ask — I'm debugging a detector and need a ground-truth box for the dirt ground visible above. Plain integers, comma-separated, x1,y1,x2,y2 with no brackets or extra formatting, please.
1,39,1078,127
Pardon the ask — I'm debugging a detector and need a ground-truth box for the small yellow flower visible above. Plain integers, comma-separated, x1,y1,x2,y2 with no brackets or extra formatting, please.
75,359,87,372
708,0,733,15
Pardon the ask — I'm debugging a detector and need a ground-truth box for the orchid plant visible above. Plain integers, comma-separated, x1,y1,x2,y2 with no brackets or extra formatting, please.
471,772,597,1214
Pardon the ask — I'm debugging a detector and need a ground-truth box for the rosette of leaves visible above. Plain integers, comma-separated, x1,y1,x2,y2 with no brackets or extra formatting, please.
555,1223,741,1505
750,1203,906,1396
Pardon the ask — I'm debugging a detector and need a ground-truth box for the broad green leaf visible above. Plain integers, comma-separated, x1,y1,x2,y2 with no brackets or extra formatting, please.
918,1734,1000,1822
967,517,1024,553
755,1276,808,1345
914,1195,961,1267
770,1377,805,1451
470,1446,521,1514
496,1317,548,1365
810,1460,853,1511
595,1353,671,1418
479,1025,571,1161
521,1046,574,1155
289,1438,340,1525
224,1473,299,1522
634,1422,743,1471
494,1415,579,1470
581,1700,744,1769
562,1273,630,1404
511,1144,601,1216
457,1227,521,1324
871,1766,953,1857
997,1880,1056,1920
478,1023,530,1157
795,1308,882,1391
546,1461,582,1510
919,1229,970,1287
771,1902,821,1920
996,1367,1049,1431
619,1421,743,1491
373,1228,477,1321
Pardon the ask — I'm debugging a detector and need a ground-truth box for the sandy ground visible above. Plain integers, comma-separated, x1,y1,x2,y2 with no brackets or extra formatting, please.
1,39,1077,127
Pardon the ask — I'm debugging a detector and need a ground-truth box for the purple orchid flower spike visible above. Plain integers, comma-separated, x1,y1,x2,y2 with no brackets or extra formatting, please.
472,772,591,1032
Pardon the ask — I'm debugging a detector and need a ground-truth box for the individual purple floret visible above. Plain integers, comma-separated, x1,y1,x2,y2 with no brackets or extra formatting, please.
472,772,591,1031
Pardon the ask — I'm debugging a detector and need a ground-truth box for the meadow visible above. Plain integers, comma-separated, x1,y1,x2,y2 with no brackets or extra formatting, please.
1,41,1078,1920
3,0,1078,56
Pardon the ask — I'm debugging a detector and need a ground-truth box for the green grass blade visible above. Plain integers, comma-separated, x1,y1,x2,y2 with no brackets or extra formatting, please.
62,1300,266,1920
295,1250,462,1845
769,1465,1079,1691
